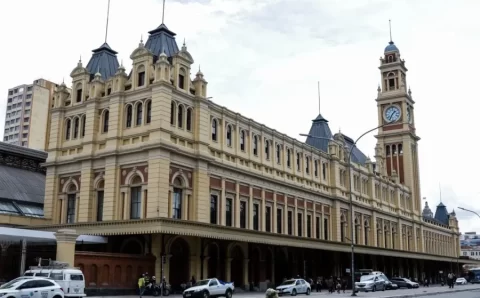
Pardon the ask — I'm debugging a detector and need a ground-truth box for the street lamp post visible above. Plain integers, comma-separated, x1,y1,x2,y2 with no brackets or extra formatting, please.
301,122,399,296
458,207,480,219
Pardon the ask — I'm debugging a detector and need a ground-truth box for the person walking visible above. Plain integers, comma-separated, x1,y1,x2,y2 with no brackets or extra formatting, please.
138,274,146,298
316,277,322,292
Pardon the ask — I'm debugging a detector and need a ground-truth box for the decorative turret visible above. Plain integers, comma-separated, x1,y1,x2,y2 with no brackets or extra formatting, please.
130,37,154,90
172,39,194,93
85,43,120,81
90,69,105,99
422,201,433,218
70,57,90,104
192,66,207,98
113,62,128,93
54,81,71,107
154,50,171,83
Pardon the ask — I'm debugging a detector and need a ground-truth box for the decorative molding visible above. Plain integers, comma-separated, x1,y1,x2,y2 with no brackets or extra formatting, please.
0,153,46,174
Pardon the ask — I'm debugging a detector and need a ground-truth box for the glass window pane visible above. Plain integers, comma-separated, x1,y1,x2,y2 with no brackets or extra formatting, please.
0,201,20,215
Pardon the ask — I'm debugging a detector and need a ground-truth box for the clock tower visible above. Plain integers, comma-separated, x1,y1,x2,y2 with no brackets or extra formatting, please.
375,38,422,215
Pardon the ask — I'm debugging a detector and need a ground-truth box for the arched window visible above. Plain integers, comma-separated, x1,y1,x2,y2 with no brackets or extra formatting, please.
265,139,270,160
136,102,143,126
126,105,133,128
186,108,192,131
253,135,258,156
276,144,281,164
177,105,184,128
73,117,80,139
81,115,86,138
287,148,291,167
170,101,176,125
240,130,245,151
65,119,71,140
211,119,218,141
146,101,152,124
226,124,233,147
103,110,109,133
172,177,184,219
130,175,142,220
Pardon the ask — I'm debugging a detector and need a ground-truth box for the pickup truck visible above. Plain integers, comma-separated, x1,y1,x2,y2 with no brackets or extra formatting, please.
183,278,234,298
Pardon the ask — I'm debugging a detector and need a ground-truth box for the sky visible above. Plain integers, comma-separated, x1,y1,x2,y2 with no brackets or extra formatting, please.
1,0,479,232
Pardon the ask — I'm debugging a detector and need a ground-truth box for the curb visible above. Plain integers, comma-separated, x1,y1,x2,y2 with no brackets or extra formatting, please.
373,287,479,298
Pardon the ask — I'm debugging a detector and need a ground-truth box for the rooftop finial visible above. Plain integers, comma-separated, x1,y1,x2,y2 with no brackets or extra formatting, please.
104,0,111,43
79,55,82,63
140,34,143,43
199,64,201,72
162,0,166,24
317,81,321,115
439,182,442,202
389,19,393,43
183,38,186,46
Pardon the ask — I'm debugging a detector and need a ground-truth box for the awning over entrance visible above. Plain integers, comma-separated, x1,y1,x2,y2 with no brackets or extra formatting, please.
0,227,107,244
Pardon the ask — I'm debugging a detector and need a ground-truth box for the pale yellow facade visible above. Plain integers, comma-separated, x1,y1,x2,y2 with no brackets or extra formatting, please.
35,25,462,284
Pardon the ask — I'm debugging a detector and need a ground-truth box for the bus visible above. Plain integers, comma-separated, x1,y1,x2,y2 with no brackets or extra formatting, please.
466,267,480,283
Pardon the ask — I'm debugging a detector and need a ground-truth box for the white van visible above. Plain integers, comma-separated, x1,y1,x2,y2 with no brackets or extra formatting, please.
24,268,86,298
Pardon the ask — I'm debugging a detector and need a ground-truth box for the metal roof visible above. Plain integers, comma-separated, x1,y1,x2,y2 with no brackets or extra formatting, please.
305,114,333,153
85,42,119,81
385,41,399,53
342,134,368,165
434,202,450,225
145,23,180,57
0,163,45,204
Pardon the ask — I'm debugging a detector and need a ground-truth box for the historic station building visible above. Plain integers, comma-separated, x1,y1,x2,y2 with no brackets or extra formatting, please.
27,20,468,292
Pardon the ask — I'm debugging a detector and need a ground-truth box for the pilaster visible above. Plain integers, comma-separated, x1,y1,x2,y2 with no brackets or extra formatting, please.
78,161,94,222
103,156,119,220
55,229,78,267
82,100,99,155
147,148,170,218
105,95,123,151
261,189,266,231
248,186,253,229
193,160,210,223
44,167,58,220
220,179,226,225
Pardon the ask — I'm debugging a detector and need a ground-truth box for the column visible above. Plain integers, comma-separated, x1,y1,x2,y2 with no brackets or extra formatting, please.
235,183,240,228
283,201,288,235
248,186,253,229
412,224,418,252
261,189,266,231
312,203,317,239
220,179,226,225
20,239,27,275
243,259,250,287
193,160,210,223
294,198,298,236
147,148,171,219
55,229,78,267
202,257,210,279
225,258,232,282
103,156,119,220
273,193,278,233
303,200,307,238
151,234,163,279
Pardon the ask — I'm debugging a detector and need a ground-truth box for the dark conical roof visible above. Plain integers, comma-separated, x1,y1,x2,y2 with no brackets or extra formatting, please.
145,23,179,57
305,114,332,153
422,201,434,218
434,202,449,225
86,42,119,81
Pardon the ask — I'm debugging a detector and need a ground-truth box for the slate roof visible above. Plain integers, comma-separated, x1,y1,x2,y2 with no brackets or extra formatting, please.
85,42,120,81
434,202,450,225
385,41,399,53
305,114,333,153
0,165,45,205
145,23,180,57
342,134,368,165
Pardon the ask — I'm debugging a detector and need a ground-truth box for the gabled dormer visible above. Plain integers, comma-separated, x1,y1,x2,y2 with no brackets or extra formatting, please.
70,58,90,105
130,39,154,90
172,41,194,93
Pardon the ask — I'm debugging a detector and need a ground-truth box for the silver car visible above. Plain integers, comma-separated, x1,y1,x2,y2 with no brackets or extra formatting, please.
355,275,386,293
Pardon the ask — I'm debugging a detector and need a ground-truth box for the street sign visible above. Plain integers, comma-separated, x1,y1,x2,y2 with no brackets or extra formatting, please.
346,268,351,273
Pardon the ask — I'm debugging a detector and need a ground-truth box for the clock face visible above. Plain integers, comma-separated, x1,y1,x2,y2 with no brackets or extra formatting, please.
384,105,401,123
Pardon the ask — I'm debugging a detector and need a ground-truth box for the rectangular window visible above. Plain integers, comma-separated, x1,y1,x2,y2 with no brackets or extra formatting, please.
240,201,247,228
287,211,293,235
314,160,318,177
173,188,182,219
324,218,329,240
298,213,303,237
322,163,327,180
305,157,309,174
138,71,145,86
179,75,185,89
265,206,271,232
210,194,218,224
96,190,104,221
253,203,259,231
307,214,312,238
76,89,82,102
226,198,233,227
130,186,142,219
316,216,320,239
66,194,76,224
277,208,282,233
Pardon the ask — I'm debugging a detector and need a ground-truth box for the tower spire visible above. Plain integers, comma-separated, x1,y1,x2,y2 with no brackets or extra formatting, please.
389,19,393,43
439,182,442,202
162,0,166,24
104,0,111,43
317,81,321,115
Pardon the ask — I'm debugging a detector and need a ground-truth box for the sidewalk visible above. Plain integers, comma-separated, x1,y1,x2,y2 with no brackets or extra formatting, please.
88,284,480,298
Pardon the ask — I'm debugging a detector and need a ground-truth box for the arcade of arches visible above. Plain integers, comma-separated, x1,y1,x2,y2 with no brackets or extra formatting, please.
75,234,464,292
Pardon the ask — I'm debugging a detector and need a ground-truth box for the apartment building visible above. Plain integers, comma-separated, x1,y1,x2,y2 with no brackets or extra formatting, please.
4,79,57,150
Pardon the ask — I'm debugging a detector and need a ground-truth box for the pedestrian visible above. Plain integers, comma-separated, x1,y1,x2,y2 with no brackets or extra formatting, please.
341,278,347,293
447,273,453,288
191,276,196,286
316,277,321,292
138,274,146,298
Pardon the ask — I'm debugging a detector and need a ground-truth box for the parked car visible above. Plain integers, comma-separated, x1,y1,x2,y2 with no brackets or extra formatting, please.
0,277,64,298
24,267,85,298
183,278,234,298
354,274,386,292
276,279,311,296
390,278,419,289
384,280,398,290
456,277,467,285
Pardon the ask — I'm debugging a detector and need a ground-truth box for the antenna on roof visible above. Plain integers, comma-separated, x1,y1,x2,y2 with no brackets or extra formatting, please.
162,0,166,24
439,182,442,202
317,81,321,115
389,19,393,42
104,0,111,43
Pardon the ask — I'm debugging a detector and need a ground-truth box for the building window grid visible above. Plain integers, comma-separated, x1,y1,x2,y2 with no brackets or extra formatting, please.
210,194,218,224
